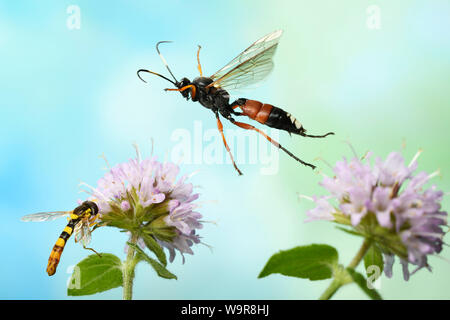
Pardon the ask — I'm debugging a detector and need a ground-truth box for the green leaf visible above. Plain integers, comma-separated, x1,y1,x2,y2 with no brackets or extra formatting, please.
346,268,383,300
67,253,123,296
140,233,167,266
258,244,339,281
127,242,177,280
335,226,364,237
364,244,384,276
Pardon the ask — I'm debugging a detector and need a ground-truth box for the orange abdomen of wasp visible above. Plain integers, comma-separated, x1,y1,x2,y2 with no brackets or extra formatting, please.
239,100,274,125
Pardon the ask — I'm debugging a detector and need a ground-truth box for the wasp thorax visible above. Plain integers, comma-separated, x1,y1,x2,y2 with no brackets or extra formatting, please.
192,77,213,88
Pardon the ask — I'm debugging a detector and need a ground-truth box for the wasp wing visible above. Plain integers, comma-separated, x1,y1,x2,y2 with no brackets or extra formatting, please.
21,211,71,222
207,30,283,91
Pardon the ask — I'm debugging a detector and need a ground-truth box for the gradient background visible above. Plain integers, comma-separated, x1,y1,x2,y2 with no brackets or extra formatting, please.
1,0,449,299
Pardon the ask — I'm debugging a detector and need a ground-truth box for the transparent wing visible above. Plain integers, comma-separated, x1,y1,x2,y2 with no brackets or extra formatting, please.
208,30,282,91
21,211,71,222
74,220,84,243
74,219,92,247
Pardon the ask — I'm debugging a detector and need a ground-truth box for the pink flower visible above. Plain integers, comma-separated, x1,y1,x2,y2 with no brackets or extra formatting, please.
305,150,447,280
82,146,203,263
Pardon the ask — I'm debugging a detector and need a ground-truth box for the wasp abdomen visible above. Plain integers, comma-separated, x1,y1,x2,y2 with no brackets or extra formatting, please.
238,99,305,134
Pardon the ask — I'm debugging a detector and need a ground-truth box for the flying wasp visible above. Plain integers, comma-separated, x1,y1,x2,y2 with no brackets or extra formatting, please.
137,30,334,175
21,201,101,276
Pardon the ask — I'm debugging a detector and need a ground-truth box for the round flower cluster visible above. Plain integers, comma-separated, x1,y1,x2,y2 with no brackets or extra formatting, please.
305,151,447,280
83,148,203,263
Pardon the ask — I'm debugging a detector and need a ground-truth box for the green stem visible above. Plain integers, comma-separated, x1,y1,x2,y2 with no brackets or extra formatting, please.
319,238,372,300
123,233,139,300
318,279,341,300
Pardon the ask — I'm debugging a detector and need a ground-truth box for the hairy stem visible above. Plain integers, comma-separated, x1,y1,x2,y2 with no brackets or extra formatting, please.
123,233,139,300
319,238,372,300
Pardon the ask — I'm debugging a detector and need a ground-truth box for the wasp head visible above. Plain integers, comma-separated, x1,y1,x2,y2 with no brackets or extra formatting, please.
177,77,192,100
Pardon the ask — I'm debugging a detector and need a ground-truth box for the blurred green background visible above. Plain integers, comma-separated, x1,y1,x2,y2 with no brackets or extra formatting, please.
1,0,449,299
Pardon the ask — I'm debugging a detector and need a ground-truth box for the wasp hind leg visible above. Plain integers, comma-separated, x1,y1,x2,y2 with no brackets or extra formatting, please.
299,130,334,139
228,118,316,170
215,112,243,175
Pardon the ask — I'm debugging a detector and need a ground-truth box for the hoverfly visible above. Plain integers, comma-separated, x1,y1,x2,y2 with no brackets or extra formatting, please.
21,201,101,276
137,30,334,175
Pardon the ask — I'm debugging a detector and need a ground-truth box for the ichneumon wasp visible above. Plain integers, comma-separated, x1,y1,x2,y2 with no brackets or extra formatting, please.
137,30,334,175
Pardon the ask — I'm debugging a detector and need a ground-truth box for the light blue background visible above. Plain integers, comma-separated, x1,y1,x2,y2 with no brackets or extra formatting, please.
1,1,449,299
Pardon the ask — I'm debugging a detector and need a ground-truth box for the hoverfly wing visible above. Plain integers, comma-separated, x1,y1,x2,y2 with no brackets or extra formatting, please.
208,30,282,91
81,224,92,247
74,219,92,247
73,220,84,243
21,211,71,222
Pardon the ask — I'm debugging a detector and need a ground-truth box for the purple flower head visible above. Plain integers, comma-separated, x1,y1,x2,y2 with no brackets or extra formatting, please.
82,146,203,263
305,150,447,280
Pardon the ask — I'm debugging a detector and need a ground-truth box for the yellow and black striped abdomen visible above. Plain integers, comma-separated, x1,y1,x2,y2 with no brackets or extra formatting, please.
46,216,79,276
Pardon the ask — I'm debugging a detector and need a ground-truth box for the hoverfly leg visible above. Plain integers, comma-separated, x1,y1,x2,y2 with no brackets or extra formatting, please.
83,244,102,257
91,221,106,231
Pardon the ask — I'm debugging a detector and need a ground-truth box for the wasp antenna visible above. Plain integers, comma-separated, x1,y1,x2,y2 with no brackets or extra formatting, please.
156,41,178,83
137,69,148,83
137,69,176,85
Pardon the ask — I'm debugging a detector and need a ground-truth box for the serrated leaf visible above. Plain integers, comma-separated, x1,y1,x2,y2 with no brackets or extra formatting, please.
67,253,123,296
140,233,167,266
346,268,383,300
258,244,338,281
127,242,177,280
364,244,384,277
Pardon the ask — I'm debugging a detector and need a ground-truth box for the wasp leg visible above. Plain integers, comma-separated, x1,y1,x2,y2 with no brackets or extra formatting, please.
165,85,197,100
228,118,316,170
83,244,102,257
215,112,243,175
197,45,203,76
299,131,335,138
